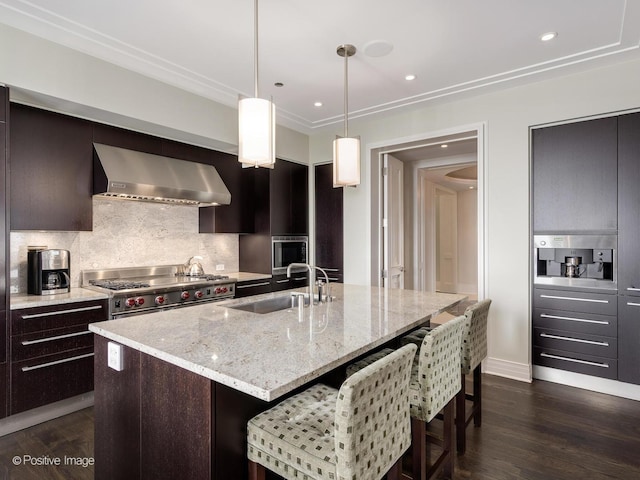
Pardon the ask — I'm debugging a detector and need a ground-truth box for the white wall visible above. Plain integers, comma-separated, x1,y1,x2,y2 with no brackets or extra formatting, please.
0,23,309,162
309,58,640,382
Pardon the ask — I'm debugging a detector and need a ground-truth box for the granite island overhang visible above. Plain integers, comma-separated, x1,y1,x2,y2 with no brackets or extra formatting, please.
89,284,466,480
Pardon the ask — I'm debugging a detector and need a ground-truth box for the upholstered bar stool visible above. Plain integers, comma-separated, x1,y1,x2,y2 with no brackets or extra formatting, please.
247,343,417,480
456,299,491,454
402,299,492,455
347,316,466,480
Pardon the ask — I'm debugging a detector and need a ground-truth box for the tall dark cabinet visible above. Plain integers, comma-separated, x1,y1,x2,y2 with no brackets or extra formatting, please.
532,117,617,234
314,163,343,283
617,112,640,384
239,159,308,275
0,86,8,419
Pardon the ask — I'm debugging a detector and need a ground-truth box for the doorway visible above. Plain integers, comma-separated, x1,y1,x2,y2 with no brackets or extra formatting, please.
372,125,485,301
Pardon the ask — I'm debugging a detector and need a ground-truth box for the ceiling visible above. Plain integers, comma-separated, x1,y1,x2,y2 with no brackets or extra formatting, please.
1,0,639,134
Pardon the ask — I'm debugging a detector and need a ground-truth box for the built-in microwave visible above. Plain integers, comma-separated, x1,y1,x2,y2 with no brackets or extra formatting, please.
272,236,308,274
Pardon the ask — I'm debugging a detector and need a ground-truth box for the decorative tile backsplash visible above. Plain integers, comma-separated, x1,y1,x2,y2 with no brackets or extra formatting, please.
10,198,239,293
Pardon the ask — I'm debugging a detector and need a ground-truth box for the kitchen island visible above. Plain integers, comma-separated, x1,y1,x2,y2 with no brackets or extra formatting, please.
89,284,466,480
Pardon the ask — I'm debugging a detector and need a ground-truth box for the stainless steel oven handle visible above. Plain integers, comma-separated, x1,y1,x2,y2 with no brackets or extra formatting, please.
21,353,94,372
540,352,609,368
236,282,270,289
539,313,609,325
539,333,609,346
21,330,92,346
21,305,103,319
626,287,640,291
539,294,609,304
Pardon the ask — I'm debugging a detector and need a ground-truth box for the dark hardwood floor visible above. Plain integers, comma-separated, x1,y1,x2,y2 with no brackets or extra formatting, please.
0,374,639,479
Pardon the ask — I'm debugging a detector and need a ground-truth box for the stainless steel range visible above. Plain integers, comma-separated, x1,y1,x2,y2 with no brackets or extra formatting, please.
81,265,236,318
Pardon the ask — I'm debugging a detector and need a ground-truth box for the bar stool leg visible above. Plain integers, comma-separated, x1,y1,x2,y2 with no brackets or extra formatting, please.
412,417,427,480
386,457,403,480
456,373,467,454
248,460,265,480
473,364,482,427
442,400,455,479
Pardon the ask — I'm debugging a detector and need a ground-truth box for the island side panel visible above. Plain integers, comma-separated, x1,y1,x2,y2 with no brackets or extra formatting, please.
141,353,213,480
214,382,273,480
94,335,141,480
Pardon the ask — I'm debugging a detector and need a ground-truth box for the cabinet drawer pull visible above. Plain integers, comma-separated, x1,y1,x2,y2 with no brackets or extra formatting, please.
539,333,609,347
328,277,340,282
276,279,290,284
21,330,92,346
539,294,609,304
236,282,270,289
293,277,307,281
540,352,609,368
21,305,103,319
626,302,640,307
21,352,94,372
322,268,340,272
539,313,609,325
626,288,640,291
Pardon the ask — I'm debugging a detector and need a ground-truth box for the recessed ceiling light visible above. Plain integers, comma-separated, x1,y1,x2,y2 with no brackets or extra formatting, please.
405,74,416,81
469,186,475,190
540,32,557,42
314,101,323,107
440,144,448,148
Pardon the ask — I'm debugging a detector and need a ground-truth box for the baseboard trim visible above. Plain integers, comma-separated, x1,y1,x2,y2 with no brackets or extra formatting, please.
533,366,640,401
0,392,94,437
483,357,532,382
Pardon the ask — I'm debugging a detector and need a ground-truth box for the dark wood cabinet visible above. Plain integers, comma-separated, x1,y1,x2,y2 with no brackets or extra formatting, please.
239,160,308,276
1,87,7,419
93,123,163,155
618,112,640,295
532,117,618,234
10,104,94,231
9,299,108,414
270,160,308,236
271,273,309,292
617,297,640,384
235,278,272,298
532,287,618,380
314,163,343,282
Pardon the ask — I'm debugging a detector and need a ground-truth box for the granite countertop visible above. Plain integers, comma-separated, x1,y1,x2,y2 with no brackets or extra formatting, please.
229,272,272,282
11,288,109,310
89,284,466,402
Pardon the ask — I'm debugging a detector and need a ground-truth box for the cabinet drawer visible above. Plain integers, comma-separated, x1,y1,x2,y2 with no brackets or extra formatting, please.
533,327,616,359
532,308,616,337
12,325,93,362
533,346,617,380
11,300,108,335
533,288,616,316
10,346,94,414
234,280,272,298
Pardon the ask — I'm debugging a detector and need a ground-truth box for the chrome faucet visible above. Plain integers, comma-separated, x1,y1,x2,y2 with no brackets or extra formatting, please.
287,263,314,299
286,263,332,303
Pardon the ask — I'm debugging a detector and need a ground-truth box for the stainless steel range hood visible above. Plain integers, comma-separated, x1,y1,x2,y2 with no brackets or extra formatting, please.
93,143,231,206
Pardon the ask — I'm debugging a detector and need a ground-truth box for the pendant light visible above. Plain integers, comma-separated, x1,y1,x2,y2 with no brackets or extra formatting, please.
333,44,360,187
238,0,275,168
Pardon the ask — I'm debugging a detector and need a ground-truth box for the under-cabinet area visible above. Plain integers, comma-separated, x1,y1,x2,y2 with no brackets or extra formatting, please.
531,111,640,387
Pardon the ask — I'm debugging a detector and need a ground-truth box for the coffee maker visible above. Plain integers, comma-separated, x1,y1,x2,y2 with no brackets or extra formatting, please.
28,248,71,295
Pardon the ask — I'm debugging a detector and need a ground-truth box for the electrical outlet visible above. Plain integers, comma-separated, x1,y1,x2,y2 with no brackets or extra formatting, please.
216,264,225,271
108,341,124,371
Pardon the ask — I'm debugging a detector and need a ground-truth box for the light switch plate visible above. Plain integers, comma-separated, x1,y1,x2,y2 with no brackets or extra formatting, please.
215,264,225,271
107,341,124,371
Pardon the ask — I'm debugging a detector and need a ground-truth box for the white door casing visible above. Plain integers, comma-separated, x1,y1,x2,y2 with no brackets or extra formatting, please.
383,154,405,289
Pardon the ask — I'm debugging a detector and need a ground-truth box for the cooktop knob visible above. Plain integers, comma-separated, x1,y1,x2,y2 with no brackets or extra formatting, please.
195,290,204,299
181,291,190,300
135,297,145,306
155,296,165,305
125,298,136,308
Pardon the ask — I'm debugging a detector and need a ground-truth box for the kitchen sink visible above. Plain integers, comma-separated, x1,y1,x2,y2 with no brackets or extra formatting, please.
228,294,311,315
